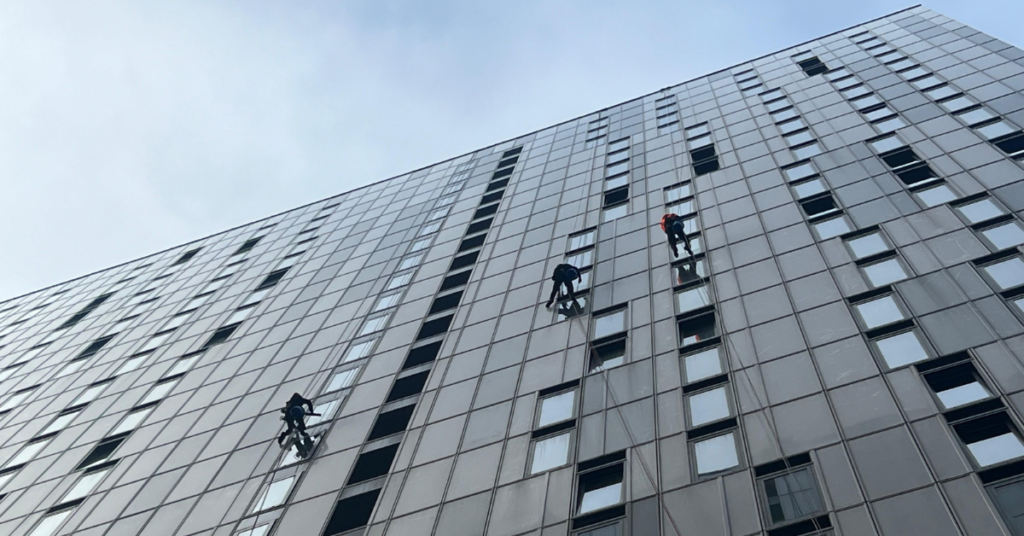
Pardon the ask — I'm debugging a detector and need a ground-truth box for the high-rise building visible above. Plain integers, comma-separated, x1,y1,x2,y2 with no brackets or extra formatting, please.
3,5,1024,536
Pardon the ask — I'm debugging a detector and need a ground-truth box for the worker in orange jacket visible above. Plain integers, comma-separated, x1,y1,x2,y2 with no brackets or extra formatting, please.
661,213,693,259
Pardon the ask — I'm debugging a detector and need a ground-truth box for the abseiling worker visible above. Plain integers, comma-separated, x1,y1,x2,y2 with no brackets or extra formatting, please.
545,263,582,308
661,213,694,259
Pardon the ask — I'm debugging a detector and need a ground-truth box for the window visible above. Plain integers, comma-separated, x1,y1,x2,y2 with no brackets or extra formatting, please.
801,195,840,219
874,116,906,133
982,257,1024,291
62,468,109,503
771,108,799,122
0,388,34,412
852,94,882,109
607,138,629,152
427,207,450,221
676,285,711,314
569,230,596,251
957,198,1005,224
955,413,1024,468
665,183,692,203
679,312,717,347
873,330,929,369
924,84,958,100
26,509,73,536
251,476,295,513
869,135,903,154
682,346,724,384
667,199,694,216
685,123,709,138
982,221,1024,250
409,238,432,253
590,339,627,372
784,162,816,182
115,355,146,377
343,337,378,363
923,362,992,411
234,237,263,255
759,466,825,527
305,399,339,427
225,307,255,326
537,390,576,427
915,183,958,207
326,368,359,392
141,378,178,405
688,386,732,427
577,463,624,515
862,257,908,287
938,95,974,113
978,122,1019,143
813,215,852,240
846,231,889,259
592,308,627,340
674,259,707,287
398,254,424,271
784,130,815,147
359,314,390,336
167,353,201,376
694,432,740,475
530,432,571,475
853,294,905,330
778,118,806,135
42,410,80,435
990,478,1024,536
374,292,402,312
956,107,996,126
5,439,49,468
241,289,270,308
386,272,414,290
418,220,442,236
74,382,110,406
840,84,871,100
601,203,628,223
111,407,152,436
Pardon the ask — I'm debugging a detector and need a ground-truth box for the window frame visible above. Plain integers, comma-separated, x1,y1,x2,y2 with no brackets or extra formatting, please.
755,464,827,529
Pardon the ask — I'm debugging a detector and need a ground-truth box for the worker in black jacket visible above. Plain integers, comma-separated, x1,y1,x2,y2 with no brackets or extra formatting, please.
545,263,582,308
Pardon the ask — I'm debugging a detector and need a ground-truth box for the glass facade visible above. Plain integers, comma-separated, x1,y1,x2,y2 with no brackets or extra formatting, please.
1,6,1024,536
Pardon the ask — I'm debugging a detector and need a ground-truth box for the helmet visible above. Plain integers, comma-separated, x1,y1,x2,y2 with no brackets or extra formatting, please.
288,406,305,419
565,267,579,280
671,220,684,233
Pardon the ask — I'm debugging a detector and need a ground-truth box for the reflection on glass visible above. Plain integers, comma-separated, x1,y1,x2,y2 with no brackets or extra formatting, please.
593,311,627,340
957,107,995,126
968,433,1024,467
936,382,989,410
602,204,628,223
531,433,570,474
387,272,414,290
538,391,576,427
763,467,824,524
306,399,340,427
111,408,152,436
862,258,908,287
327,369,359,392
7,440,49,467
846,232,888,259
982,222,1024,250
398,254,423,271
344,338,377,362
359,315,390,336
792,179,826,199
792,143,821,159
854,296,905,329
784,162,816,182
957,198,1004,224
74,383,108,405
689,387,730,427
683,347,723,383
63,469,108,502
874,330,929,368
252,477,295,513
141,379,177,405
578,467,623,514
590,340,627,372
814,217,851,240
374,293,402,312
26,509,72,536
915,184,957,207
43,411,79,435
977,121,1015,140
679,314,717,347
676,286,711,314
695,433,739,474
983,258,1024,290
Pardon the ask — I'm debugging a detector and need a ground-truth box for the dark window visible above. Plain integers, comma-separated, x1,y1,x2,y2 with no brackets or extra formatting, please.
800,195,840,218
458,235,486,252
954,412,1024,469
172,248,201,266
990,477,1024,535
473,203,499,220
576,462,624,515
428,291,463,315
347,444,399,484
202,325,239,349
798,57,829,76
497,156,518,169
492,166,514,179
467,218,493,235
76,436,126,470
449,251,480,271
994,133,1024,158
234,236,262,256
759,466,825,527
416,314,453,341
368,405,415,440
59,293,113,330
503,146,523,158
881,147,921,169
487,178,509,192
679,312,718,347
403,341,442,369
589,338,627,373
895,163,939,186
440,270,472,291
386,371,429,402
256,268,289,290
76,335,115,359
480,190,504,205
323,489,380,535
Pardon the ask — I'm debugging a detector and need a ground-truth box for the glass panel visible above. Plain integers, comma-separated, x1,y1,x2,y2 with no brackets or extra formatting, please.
63,469,108,502
593,310,627,339
874,116,906,133
374,293,402,312
409,238,431,252
983,258,1024,290
957,108,995,126
538,391,576,427
590,340,627,372
686,124,710,138
771,108,799,122
567,250,594,268
778,118,806,134
688,387,731,427
854,295,905,329
869,136,903,153
578,468,623,514
27,510,72,536
763,467,824,524
606,161,629,177
939,96,974,112
0,391,31,412
683,347,723,383
360,315,390,336
925,85,958,100
111,408,152,436
680,314,717,347
162,314,190,332
252,476,295,512
569,232,595,251
418,221,442,236
667,199,694,216
608,138,629,152
326,369,359,392
74,384,108,405
168,355,200,376
982,222,1024,250
863,107,894,121
915,184,957,207
605,175,628,190
7,440,48,467
792,143,821,159
602,204,628,222
398,255,423,270
792,179,826,199
42,411,79,435
674,259,707,287
241,289,270,307
862,258,908,287
847,232,888,259
957,198,1004,224
676,285,711,314
140,332,171,353
874,330,929,368
665,183,692,202
977,121,1016,140
305,399,339,427
784,162,816,182
530,433,570,474
911,75,941,89
141,379,177,405
852,94,882,109
695,433,739,474
936,382,990,410
968,433,1024,467
814,217,851,240
784,130,815,147
226,307,254,325
387,272,415,290
343,338,377,362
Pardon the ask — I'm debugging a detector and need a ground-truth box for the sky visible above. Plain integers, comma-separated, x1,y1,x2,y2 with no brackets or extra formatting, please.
0,0,1021,300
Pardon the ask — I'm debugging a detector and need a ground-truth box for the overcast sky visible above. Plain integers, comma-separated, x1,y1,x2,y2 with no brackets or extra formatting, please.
0,1,1020,300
